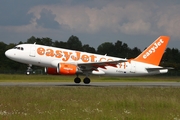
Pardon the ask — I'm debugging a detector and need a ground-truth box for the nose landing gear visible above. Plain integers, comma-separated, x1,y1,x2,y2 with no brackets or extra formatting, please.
26,64,32,75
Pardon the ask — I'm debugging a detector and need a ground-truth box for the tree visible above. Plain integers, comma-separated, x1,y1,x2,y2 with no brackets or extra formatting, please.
26,36,37,44
130,47,141,58
171,48,180,63
114,40,131,58
114,40,123,57
97,42,115,56
0,42,7,70
26,36,53,46
161,48,180,70
41,37,53,46
53,40,67,49
121,43,131,58
82,44,96,53
66,35,82,51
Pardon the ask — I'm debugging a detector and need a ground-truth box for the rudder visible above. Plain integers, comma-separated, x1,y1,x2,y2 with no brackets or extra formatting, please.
134,36,170,65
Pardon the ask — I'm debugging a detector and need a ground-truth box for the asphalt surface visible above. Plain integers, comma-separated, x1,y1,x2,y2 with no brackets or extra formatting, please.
0,82,180,87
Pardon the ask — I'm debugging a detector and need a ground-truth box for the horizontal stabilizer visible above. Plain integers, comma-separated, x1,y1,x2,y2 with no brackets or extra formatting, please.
146,67,174,72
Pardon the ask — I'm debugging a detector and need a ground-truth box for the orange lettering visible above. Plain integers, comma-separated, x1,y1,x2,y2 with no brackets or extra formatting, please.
71,52,81,61
46,49,54,57
124,62,126,69
107,58,113,61
62,51,72,61
100,57,106,62
37,47,45,55
37,47,115,63
55,50,63,58
119,63,122,68
81,54,89,62
89,55,97,62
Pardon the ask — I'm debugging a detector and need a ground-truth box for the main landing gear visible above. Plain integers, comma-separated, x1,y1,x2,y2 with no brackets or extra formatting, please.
74,74,91,84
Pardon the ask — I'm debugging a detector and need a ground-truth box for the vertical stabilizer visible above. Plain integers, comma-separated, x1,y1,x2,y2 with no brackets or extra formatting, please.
134,36,170,65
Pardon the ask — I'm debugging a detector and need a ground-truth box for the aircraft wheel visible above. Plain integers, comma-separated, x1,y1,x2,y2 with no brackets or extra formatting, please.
74,77,81,83
83,77,90,84
26,71,30,75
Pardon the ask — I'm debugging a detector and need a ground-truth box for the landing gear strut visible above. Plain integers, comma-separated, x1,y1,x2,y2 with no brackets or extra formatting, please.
26,64,32,75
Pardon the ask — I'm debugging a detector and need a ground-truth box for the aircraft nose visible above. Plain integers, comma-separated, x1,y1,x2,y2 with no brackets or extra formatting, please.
5,50,10,58
5,50,14,58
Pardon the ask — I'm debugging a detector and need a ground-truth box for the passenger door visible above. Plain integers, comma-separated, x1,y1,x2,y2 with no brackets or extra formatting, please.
29,44,36,57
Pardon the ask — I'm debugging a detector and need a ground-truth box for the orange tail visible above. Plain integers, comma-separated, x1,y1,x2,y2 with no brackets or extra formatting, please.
134,36,170,65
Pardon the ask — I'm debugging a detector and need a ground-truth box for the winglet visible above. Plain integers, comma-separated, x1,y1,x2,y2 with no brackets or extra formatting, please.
134,36,170,65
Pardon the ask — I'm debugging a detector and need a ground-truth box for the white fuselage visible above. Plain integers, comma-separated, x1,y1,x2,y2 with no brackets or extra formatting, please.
5,44,167,76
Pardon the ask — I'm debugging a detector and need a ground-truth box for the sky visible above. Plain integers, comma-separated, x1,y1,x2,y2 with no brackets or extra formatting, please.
0,0,180,50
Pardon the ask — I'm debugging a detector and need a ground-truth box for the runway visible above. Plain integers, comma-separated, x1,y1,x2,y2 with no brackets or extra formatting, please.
0,82,180,87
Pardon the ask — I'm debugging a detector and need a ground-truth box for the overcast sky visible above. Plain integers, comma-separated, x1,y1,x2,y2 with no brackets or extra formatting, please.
0,0,180,50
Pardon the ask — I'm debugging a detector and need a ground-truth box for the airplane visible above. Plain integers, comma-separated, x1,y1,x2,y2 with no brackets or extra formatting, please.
5,36,173,84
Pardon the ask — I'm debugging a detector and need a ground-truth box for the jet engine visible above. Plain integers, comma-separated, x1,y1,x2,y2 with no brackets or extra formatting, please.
45,67,58,75
45,63,78,75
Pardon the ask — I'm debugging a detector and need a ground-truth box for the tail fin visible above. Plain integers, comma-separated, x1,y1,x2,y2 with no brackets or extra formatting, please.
134,36,170,65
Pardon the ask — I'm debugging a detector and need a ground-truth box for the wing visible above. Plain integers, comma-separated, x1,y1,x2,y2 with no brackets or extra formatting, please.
77,60,127,72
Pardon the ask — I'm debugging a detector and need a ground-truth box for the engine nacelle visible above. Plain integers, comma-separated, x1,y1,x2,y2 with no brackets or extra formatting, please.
45,63,78,75
45,67,58,75
57,63,77,75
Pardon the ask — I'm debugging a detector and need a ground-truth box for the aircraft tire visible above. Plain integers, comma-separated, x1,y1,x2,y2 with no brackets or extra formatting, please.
26,71,30,75
83,77,90,84
74,77,81,83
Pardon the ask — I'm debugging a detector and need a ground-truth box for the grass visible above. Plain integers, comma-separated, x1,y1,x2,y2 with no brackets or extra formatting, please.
0,87,180,120
0,74,180,82
0,74,180,119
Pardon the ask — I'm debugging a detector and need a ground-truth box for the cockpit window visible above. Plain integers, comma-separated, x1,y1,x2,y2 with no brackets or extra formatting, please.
13,46,24,51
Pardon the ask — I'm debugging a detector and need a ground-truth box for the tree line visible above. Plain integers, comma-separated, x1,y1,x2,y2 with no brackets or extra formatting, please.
0,35,180,75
